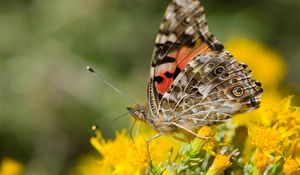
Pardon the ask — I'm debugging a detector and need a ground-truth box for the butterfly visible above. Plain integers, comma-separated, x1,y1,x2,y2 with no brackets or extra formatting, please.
127,0,263,144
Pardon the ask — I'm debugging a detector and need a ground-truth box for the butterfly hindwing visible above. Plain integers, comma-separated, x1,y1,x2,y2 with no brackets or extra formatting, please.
158,51,263,129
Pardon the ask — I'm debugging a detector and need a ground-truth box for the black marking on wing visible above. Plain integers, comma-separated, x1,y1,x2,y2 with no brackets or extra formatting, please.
158,56,176,65
174,67,181,79
165,71,174,78
179,34,197,47
212,43,224,51
158,93,163,99
250,96,257,107
154,76,163,83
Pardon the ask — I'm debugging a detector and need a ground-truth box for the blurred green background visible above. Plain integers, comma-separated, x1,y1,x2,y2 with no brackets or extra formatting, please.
0,0,299,174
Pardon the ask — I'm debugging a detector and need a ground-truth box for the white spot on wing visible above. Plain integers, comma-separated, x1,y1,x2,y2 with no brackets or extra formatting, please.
168,33,177,43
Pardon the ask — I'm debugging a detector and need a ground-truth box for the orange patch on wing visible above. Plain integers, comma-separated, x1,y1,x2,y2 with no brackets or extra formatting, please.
154,42,210,94
155,64,176,94
169,42,210,70
155,76,174,94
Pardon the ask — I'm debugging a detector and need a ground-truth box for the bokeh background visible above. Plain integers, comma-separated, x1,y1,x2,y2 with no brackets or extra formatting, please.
0,0,299,174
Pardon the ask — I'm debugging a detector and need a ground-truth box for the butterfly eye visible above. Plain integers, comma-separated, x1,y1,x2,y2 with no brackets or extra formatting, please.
214,66,225,75
232,86,244,97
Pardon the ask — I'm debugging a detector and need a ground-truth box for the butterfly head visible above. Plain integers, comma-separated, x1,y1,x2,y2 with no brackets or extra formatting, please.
127,105,148,121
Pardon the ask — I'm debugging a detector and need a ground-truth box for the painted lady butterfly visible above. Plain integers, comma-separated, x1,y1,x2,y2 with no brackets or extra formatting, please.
127,0,263,142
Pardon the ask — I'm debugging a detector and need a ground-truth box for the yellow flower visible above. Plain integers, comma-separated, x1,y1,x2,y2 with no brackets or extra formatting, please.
90,130,139,168
248,126,281,154
254,152,269,170
89,126,180,175
283,158,300,175
207,154,232,175
0,158,23,175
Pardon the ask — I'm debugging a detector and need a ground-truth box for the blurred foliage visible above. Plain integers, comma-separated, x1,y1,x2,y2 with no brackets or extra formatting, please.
0,0,299,174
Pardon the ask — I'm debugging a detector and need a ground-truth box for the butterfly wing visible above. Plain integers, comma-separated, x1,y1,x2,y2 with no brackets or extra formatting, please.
148,0,263,129
149,0,223,118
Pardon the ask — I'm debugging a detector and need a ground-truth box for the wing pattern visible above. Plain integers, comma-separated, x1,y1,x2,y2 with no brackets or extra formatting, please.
147,0,263,131
148,0,223,118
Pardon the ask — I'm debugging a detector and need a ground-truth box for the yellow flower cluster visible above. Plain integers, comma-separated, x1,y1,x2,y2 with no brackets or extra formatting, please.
248,96,300,174
72,127,180,175
248,126,281,154
72,95,300,175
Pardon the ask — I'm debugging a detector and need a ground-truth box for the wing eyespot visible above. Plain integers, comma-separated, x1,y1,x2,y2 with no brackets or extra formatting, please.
214,66,225,75
232,86,244,97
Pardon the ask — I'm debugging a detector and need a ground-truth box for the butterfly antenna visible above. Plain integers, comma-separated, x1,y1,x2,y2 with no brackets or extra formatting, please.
86,66,138,105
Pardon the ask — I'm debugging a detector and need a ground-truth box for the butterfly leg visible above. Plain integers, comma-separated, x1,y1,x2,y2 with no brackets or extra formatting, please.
172,122,210,139
146,132,163,160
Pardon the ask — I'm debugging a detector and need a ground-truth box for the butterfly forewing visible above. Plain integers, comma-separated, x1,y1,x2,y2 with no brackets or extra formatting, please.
149,0,223,118
145,0,263,133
